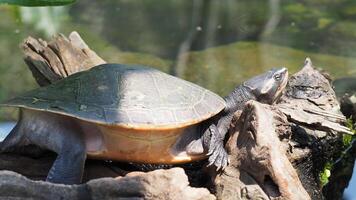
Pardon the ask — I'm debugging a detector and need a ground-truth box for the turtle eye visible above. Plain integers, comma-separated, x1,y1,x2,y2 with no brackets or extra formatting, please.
273,73,282,81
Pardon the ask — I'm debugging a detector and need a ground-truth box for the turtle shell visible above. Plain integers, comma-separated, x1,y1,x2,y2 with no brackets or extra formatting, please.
2,64,226,129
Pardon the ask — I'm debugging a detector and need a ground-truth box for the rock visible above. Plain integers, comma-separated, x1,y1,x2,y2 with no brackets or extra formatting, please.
0,168,215,200
94,168,215,200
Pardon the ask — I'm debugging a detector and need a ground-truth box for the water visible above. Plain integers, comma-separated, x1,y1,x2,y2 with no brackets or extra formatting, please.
344,162,356,200
0,0,355,198
0,122,15,142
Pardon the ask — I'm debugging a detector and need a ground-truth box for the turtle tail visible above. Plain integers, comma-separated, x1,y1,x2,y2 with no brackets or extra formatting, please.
0,112,25,153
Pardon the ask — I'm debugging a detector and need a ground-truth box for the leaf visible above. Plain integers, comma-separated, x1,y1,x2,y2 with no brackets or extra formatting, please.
343,134,353,147
319,162,332,187
0,0,75,6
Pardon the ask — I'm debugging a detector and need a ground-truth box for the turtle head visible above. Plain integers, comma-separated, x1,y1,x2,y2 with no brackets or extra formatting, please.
243,67,288,104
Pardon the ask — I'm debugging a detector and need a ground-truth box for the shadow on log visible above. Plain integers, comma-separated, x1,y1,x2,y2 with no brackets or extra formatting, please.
0,32,353,200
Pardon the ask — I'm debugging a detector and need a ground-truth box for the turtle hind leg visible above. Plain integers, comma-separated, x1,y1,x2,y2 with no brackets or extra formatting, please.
44,124,86,184
46,145,86,184
21,109,86,184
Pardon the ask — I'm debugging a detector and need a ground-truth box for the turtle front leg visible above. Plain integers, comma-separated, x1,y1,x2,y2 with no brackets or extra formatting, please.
186,123,229,170
203,124,229,170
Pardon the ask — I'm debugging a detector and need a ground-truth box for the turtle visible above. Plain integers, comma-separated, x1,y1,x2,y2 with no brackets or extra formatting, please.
0,64,288,184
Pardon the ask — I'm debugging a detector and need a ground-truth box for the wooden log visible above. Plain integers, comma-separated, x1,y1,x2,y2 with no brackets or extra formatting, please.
213,101,310,200
211,59,352,200
22,31,105,86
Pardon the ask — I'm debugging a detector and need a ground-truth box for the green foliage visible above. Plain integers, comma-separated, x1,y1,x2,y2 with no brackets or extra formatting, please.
320,162,332,187
343,133,353,147
0,0,75,6
343,118,355,147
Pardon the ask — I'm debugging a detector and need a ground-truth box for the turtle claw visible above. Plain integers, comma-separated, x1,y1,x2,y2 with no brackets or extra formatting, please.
207,133,229,170
204,124,229,170
207,143,229,170
217,155,229,171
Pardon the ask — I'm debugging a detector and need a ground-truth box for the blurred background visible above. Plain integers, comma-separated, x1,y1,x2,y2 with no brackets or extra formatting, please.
0,0,355,198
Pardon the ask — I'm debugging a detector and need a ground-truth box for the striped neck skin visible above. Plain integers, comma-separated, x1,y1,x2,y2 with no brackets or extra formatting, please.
223,85,255,113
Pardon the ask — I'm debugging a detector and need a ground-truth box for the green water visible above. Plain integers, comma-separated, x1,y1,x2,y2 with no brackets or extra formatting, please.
1,1,356,110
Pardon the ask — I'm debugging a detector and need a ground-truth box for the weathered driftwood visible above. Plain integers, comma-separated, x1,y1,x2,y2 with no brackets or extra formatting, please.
0,168,215,200
211,59,351,200
213,101,310,200
0,32,351,200
279,59,351,135
22,31,105,85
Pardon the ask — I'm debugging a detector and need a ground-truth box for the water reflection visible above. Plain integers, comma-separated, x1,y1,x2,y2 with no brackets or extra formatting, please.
1,1,356,106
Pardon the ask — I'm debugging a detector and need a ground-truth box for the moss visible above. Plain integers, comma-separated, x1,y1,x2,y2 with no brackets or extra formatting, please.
343,118,355,147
